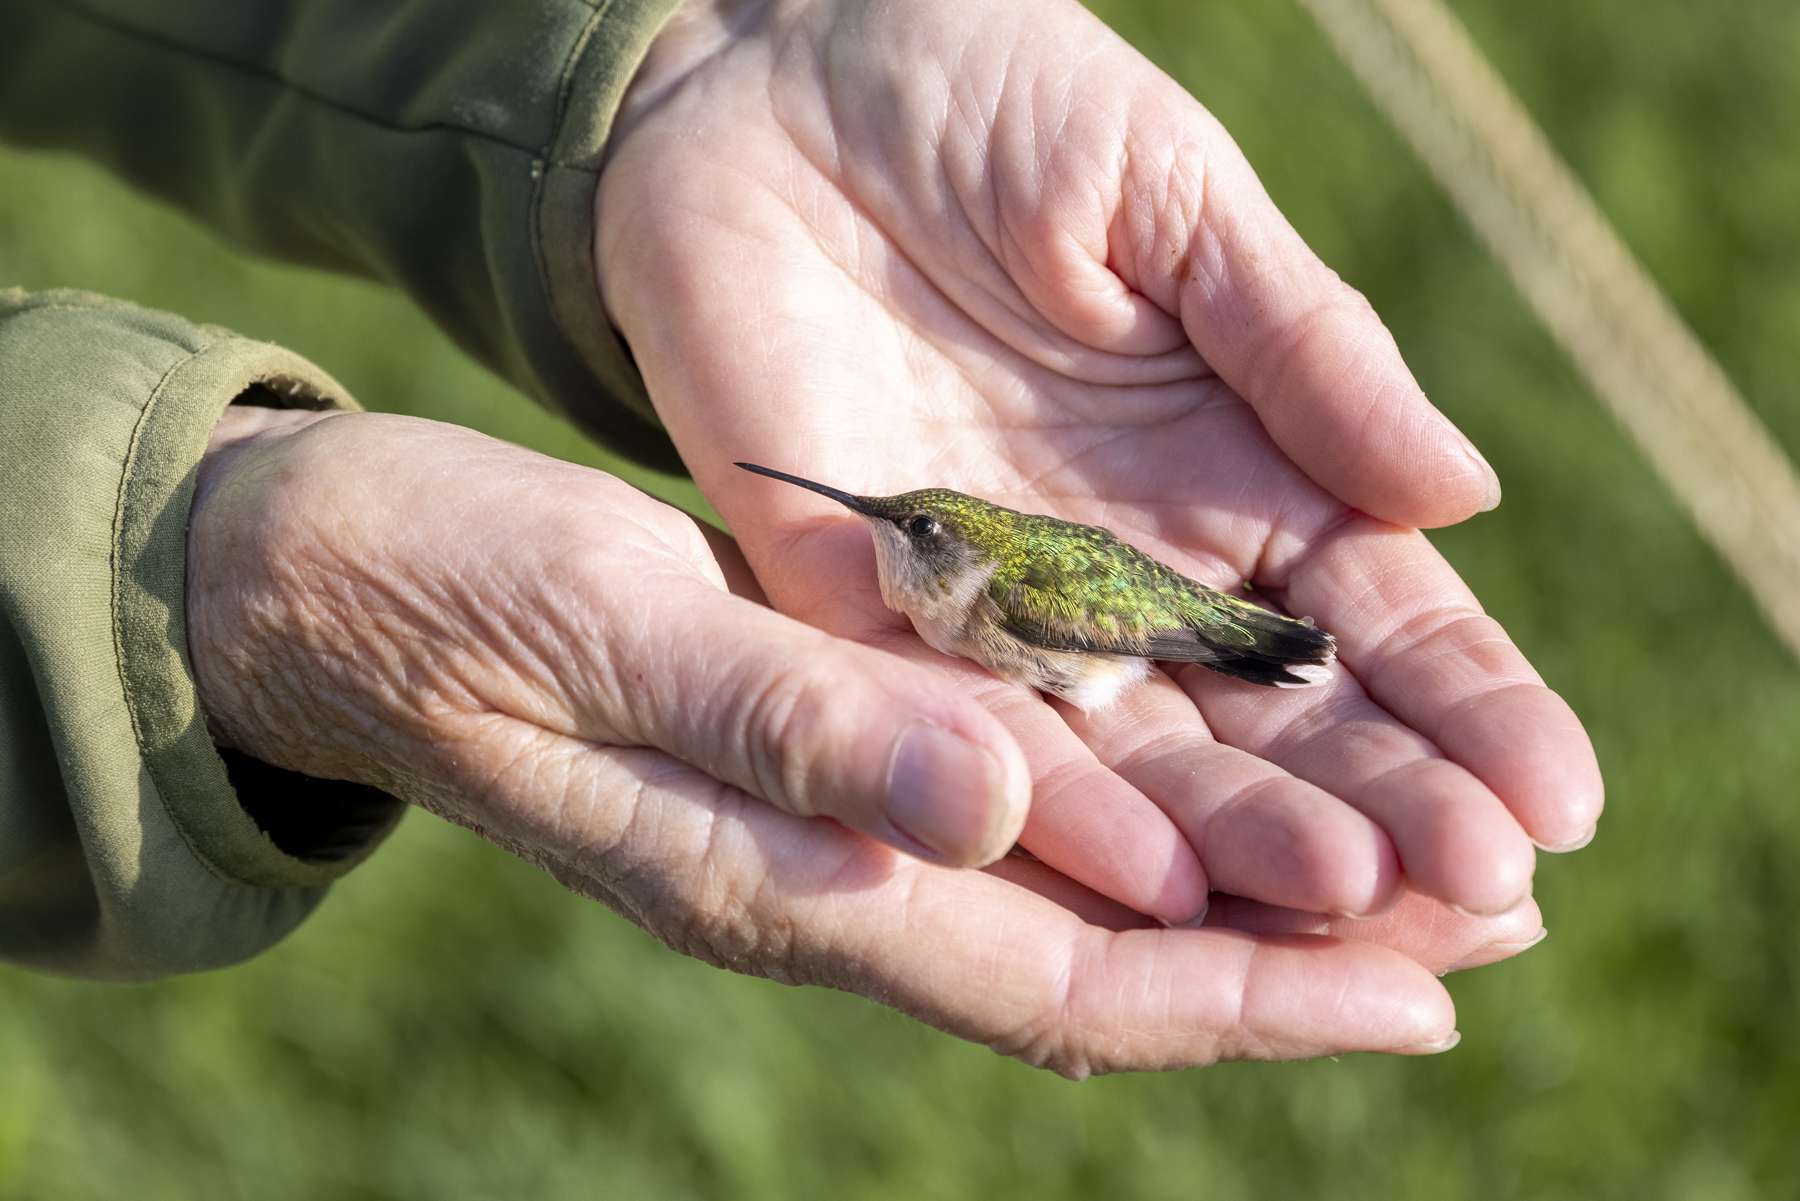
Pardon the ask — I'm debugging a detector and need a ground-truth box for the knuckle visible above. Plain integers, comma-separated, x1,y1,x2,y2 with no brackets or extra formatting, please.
993,1024,1094,1081
657,894,799,981
1367,608,1535,706
985,934,1114,1080
676,870,799,982
1247,283,1378,410
635,791,806,983
729,663,839,818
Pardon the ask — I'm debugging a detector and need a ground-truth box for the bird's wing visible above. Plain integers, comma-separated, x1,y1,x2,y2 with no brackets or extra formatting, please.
993,573,1335,668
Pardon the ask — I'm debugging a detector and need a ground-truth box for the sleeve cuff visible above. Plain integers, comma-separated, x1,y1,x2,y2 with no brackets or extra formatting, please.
520,0,687,468
0,288,403,979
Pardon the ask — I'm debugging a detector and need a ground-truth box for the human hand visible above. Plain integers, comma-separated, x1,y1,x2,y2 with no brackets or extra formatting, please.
593,0,1603,926
184,407,1530,1073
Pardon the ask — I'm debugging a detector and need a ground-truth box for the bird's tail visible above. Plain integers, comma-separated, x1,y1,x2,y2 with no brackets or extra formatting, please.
1160,602,1337,688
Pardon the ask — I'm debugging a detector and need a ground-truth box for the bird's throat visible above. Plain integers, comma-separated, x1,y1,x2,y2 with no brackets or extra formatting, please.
864,520,995,656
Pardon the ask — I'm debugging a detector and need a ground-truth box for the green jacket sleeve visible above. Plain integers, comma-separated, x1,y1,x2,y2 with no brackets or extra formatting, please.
0,0,690,978
0,288,404,980
0,0,686,472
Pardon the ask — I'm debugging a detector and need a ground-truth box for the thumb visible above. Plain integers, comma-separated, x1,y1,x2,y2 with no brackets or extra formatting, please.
1181,150,1501,526
1106,118,1501,527
599,583,1032,867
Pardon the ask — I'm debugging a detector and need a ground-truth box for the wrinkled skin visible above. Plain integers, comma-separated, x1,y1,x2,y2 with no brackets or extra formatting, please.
188,409,1541,1076
595,0,1601,926
186,0,1600,1077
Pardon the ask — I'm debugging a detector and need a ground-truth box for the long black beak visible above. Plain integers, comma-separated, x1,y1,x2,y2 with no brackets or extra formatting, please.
734,462,881,517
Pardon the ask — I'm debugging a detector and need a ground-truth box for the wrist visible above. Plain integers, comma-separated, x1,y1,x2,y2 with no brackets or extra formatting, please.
187,403,345,758
198,399,337,481
609,2,746,143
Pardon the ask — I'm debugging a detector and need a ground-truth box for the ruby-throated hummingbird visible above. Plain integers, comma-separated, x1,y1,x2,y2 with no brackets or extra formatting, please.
736,463,1336,711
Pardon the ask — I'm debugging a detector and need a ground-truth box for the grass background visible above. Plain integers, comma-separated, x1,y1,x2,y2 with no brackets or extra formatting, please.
4,1,1799,1196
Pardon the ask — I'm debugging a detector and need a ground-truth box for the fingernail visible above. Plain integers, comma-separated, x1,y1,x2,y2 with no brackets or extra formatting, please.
1451,425,1502,512
1172,896,1212,929
1399,1030,1462,1055
885,724,1016,866
1335,891,1403,921
1537,826,1597,853
1443,927,1548,974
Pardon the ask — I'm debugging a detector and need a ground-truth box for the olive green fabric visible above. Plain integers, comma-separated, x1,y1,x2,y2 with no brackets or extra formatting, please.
0,0,687,977
0,289,405,979
0,0,686,472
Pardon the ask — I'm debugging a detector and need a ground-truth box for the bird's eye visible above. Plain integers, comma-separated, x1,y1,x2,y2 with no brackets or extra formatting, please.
905,514,940,539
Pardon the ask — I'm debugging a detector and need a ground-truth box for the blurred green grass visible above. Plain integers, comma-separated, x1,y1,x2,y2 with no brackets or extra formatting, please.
4,1,1800,1197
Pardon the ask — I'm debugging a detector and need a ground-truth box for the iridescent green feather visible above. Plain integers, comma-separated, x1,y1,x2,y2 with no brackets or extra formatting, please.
870,490,1278,656
985,513,1268,653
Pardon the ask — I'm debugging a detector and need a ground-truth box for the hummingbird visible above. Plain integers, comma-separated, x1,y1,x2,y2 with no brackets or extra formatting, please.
735,463,1336,712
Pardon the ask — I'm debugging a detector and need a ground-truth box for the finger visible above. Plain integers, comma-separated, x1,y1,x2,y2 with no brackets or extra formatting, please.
1110,116,1500,527
696,523,767,603
984,854,1158,931
573,578,1032,867
1270,516,1605,851
1182,665,1539,917
1206,890,1547,976
518,741,1460,1076
879,643,1212,926
1058,670,1403,917
922,906,1463,1076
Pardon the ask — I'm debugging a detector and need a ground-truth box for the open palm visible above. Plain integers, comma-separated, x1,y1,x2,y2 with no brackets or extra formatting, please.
595,0,1601,926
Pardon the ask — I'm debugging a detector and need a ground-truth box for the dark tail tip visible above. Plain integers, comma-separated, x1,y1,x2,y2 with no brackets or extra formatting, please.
1206,608,1336,688
1205,653,1335,688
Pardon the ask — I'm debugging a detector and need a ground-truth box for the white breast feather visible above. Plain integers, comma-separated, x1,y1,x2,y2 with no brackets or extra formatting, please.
1056,655,1151,712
